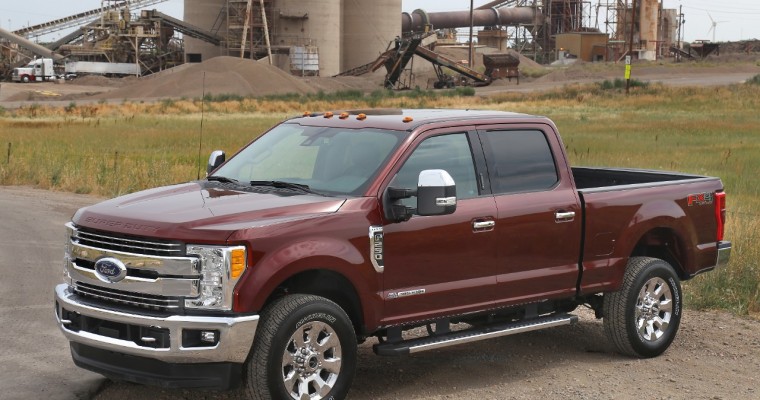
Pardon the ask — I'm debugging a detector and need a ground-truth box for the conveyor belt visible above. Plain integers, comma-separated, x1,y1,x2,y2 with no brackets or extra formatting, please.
13,0,168,37
147,11,224,46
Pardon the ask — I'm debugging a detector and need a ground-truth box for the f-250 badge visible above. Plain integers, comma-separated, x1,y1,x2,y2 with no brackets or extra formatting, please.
687,192,714,206
369,226,384,273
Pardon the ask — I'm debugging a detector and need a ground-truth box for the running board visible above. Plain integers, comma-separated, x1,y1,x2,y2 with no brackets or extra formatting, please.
374,314,578,356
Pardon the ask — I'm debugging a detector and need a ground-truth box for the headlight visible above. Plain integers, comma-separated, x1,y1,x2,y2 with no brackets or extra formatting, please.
185,245,247,310
63,222,75,285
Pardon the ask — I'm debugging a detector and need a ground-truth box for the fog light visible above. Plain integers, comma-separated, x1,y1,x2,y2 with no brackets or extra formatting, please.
201,331,216,343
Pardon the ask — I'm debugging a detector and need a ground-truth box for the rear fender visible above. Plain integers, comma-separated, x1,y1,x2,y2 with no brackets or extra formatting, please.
582,199,696,293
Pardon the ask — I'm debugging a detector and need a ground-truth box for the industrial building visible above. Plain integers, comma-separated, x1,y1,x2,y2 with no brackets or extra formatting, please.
1,1,694,81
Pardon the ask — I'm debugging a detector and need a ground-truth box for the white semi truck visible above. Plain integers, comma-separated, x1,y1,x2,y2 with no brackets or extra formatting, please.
12,58,56,82
12,58,141,83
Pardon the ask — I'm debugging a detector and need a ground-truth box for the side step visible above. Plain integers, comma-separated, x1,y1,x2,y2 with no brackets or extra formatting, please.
374,313,578,356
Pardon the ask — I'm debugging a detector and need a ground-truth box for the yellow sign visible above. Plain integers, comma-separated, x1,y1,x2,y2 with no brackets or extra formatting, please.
625,65,632,80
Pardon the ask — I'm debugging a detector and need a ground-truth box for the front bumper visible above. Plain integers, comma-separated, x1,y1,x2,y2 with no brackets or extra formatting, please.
54,283,259,364
716,241,731,269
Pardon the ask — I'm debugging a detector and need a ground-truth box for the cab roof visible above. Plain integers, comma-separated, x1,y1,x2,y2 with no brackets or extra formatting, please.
286,109,541,131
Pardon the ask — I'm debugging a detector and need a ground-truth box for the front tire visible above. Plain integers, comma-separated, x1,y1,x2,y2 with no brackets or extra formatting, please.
603,257,682,358
243,294,357,400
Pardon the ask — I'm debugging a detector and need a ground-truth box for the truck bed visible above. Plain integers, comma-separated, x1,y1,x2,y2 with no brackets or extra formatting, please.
572,166,724,293
572,167,715,192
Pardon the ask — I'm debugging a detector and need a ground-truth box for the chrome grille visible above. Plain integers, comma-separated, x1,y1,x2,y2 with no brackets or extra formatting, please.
74,282,180,311
74,229,183,257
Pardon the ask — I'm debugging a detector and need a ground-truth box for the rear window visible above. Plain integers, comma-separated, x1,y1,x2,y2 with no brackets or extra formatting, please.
480,130,558,194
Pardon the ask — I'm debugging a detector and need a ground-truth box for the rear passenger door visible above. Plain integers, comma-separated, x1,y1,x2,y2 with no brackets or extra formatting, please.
477,125,582,305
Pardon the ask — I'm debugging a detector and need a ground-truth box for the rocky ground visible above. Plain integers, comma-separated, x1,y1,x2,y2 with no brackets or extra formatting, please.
2,53,759,109
91,307,760,400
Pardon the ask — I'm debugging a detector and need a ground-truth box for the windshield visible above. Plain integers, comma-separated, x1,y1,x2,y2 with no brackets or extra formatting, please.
212,123,406,196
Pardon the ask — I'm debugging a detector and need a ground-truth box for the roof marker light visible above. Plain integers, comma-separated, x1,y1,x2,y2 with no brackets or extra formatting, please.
356,113,367,120
303,111,311,117
403,116,414,123
339,112,349,119
324,112,334,118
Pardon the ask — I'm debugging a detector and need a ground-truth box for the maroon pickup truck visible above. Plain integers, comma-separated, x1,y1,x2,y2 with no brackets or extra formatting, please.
55,109,730,399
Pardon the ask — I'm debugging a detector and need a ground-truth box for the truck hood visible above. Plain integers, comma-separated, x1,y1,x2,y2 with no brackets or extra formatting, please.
73,181,346,242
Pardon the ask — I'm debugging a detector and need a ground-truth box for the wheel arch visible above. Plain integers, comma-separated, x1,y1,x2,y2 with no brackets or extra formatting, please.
263,269,367,336
630,226,690,280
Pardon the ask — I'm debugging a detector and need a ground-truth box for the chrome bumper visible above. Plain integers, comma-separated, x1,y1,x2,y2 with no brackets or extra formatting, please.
54,284,258,364
716,241,731,269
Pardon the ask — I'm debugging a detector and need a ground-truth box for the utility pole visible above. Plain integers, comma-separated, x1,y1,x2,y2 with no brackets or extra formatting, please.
680,4,685,48
468,0,474,69
676,4,683,62
626,0,637,94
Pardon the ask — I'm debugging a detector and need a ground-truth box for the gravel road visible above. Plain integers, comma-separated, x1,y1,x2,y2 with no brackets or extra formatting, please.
1,187,758,400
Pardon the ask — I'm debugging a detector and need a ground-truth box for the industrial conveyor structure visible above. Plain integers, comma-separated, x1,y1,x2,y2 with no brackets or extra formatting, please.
12,0,169,38
1,2,226,79
358,33,493,90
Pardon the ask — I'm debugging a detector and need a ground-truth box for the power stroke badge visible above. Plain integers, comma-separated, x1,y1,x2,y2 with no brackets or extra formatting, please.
369,226,384,273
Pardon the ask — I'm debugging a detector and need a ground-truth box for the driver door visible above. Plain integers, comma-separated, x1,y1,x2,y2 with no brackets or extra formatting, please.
380,130,499,325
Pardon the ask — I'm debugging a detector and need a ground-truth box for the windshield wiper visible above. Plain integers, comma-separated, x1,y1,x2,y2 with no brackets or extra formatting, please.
249,180,327,196
207,175,240,184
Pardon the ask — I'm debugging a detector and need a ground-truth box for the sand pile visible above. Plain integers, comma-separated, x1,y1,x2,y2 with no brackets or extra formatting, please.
435,46,545,71
96,56,316,100
73,75,137,87
510,50,544,70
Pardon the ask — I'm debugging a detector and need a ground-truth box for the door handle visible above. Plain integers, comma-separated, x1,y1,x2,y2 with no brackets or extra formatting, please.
473,220,495,230
555,211,576,223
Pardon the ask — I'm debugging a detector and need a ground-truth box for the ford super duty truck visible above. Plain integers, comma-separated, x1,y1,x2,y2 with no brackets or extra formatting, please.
55,109,731,400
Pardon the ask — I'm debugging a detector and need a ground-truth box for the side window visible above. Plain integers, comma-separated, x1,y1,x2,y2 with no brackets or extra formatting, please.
392,133,479,207
481,130,558,194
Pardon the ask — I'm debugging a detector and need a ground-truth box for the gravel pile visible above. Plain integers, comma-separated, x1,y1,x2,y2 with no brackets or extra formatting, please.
96,56,317,100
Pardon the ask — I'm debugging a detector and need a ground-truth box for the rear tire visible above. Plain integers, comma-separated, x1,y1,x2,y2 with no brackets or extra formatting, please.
243,294,357,400
603,257,682,358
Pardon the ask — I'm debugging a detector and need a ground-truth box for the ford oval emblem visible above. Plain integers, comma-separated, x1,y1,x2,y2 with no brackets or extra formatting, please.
94,257,128,283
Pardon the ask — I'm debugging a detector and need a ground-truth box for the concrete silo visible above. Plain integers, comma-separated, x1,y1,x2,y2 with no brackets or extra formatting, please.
639,0,659,60
184,0,227,62
182,0,403,75
342,0,402,72
275,0,342,77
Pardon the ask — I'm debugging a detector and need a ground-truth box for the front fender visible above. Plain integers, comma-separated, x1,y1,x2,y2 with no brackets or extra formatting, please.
233,236,383,328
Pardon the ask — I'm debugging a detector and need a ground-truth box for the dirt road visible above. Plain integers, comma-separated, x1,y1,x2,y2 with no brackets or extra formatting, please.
1,186,758,400
0,186,104,400
92,308,760,400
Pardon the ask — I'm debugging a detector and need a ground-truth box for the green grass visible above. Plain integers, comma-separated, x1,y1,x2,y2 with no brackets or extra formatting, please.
746,74,760,85
0,115,283,196
1,83,759,317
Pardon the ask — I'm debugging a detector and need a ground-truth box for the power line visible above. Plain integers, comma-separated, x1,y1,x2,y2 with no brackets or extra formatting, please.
682,5,760,15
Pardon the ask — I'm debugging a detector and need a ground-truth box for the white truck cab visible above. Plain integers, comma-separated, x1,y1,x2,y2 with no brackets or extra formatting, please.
13,58,56,83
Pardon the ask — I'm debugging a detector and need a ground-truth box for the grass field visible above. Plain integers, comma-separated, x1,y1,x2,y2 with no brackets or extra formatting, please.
1,82,758,316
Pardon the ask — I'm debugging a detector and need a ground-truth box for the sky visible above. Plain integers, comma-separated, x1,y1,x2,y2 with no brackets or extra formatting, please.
1,0,759,43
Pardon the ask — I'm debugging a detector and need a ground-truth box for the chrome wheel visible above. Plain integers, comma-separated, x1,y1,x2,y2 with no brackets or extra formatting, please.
282,321,343,400
635,277,673,342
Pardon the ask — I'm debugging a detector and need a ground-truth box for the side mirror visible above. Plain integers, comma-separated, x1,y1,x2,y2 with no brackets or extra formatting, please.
383,169,457,223
207,150,226,175
417,169,457,216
